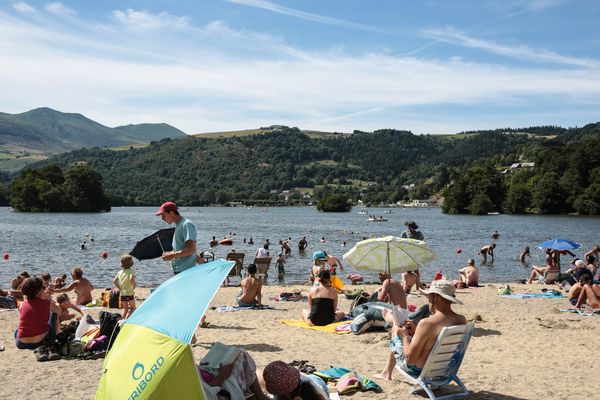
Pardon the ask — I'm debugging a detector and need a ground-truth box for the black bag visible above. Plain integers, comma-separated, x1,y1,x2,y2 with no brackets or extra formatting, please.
349,292,371,312
0,296,17,309
108,290,120,308
99,311,121,351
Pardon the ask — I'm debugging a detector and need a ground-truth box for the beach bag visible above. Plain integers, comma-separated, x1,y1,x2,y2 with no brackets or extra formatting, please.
109,289,121,308
349,293,370,311
99,311,121,351
85,335,108,352
74,314,98,340
0,295,17,309
57,339,84,357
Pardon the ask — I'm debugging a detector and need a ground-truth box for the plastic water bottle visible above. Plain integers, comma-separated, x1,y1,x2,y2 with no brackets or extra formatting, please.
434,271,443,280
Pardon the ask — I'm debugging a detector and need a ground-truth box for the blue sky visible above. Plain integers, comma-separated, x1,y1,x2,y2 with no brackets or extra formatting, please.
1,0,599,134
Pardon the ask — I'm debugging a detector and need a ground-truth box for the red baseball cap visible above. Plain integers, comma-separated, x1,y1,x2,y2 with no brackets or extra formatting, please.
155,201,178,215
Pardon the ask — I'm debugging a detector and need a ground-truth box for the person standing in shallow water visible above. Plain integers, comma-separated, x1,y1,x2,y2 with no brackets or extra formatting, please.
401,221,423,241
156,202,197,275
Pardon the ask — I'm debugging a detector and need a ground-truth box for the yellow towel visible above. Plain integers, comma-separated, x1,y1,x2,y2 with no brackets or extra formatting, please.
281,320,350,334
330,275,345,292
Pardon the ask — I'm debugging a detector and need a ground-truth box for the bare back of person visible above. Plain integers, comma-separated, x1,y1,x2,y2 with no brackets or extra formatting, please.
410,311,467,368
379,278,407,308
240,276,262,305
74,278,94,305
462,266,479,286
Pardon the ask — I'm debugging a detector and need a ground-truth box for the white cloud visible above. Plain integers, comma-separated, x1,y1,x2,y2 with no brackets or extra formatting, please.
45,2,76,18
112,9,189,32
12,1,35,14
0,9,599,134
422,28,596,68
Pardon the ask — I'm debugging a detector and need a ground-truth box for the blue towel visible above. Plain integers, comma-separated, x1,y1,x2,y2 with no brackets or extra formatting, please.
500,293,564,299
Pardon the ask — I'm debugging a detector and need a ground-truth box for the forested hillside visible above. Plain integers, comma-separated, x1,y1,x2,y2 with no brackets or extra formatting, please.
3,123,599,214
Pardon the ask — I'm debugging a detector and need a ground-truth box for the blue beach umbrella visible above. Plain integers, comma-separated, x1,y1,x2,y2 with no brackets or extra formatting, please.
95,259,235,399
537,238,582,251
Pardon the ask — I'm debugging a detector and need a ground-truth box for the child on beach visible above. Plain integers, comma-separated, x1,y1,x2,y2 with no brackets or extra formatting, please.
112,255,136,319
56,293,83,322
52,274,67,289
53,267,94,305
275,253,286,279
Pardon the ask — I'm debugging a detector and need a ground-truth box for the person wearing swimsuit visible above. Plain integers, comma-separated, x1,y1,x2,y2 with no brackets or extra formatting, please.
301,270,345,326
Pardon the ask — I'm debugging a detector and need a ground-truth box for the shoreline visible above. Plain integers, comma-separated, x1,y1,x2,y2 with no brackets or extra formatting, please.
1,281,596,399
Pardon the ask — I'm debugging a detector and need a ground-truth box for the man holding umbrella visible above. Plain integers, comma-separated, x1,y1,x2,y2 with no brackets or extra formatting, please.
156,202,197,275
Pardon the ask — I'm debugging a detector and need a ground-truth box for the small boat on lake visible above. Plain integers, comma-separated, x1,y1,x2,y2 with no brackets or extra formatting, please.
358,210,368,215
367,216,388,222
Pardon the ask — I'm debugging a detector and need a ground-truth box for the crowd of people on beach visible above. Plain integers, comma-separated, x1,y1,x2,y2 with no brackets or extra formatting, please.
3,200,600,399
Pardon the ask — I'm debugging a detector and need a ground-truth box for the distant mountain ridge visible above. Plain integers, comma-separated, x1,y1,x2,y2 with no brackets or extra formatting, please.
0,107,187,154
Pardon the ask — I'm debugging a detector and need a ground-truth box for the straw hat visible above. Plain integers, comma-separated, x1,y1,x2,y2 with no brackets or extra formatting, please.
420,280,462,304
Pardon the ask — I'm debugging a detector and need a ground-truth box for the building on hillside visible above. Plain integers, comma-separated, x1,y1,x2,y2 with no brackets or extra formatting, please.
401,199,434,208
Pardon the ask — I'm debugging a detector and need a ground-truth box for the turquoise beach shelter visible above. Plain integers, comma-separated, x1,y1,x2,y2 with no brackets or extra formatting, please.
95,259,235,400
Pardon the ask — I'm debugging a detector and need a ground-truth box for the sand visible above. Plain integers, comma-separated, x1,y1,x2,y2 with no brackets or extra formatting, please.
0,282,597,400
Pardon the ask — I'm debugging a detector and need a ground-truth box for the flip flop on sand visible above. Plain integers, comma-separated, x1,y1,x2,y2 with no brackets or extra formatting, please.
200,321,211,328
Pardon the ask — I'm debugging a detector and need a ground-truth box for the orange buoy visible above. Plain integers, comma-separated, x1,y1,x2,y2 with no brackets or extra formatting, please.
219,238,233,245
3,252,9,260
102,252,108,259
456,248,462,254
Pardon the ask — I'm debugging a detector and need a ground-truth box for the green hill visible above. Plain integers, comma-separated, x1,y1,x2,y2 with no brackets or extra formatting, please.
0,107,186,172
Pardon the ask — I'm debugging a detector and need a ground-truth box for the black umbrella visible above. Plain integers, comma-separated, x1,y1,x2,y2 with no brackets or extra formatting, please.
129,228,175,261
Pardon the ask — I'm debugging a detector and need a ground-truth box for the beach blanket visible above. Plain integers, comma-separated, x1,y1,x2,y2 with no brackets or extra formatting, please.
79,305,102,311
500,292,564,299
560,309,600,316
314,368,382,394
216,305,274,312
280,320,351,334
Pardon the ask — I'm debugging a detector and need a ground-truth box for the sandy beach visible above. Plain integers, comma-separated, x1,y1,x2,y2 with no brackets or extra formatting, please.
0,282,597,400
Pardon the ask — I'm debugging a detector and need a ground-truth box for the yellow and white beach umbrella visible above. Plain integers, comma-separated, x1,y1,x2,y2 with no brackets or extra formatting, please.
343,236,436,275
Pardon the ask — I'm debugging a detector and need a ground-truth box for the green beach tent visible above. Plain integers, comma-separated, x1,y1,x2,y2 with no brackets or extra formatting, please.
95,259,234,400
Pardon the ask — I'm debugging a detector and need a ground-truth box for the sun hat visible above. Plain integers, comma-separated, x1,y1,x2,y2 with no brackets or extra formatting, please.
575,259,586,268
263,360,301,396
312,250,327,261
155,201,178,215
420,279,462,304
405,221,419,230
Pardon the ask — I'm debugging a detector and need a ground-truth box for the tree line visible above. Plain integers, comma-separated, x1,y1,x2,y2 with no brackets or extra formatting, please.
1,122,599,214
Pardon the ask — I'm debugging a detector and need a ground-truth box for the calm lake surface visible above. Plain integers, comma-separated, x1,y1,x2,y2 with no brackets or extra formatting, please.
1,206,599,288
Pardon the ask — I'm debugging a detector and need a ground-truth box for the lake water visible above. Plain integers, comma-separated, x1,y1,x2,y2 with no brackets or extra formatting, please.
1,206,599,288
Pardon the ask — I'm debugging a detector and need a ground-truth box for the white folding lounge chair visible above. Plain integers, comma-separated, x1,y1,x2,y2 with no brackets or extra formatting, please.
396,324,474,400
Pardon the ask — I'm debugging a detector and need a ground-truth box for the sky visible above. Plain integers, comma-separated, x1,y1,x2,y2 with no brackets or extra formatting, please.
1,0,600,135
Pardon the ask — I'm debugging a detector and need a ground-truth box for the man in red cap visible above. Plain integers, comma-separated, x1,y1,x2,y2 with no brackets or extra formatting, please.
155,201,197,275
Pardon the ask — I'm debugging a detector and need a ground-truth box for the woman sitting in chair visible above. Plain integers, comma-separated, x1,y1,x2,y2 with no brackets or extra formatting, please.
527,250,560,284
301,270,345,326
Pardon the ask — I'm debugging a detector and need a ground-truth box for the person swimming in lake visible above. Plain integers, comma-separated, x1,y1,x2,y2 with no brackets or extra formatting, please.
520,247,531,264
298,236,308,252
491,230,500,239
